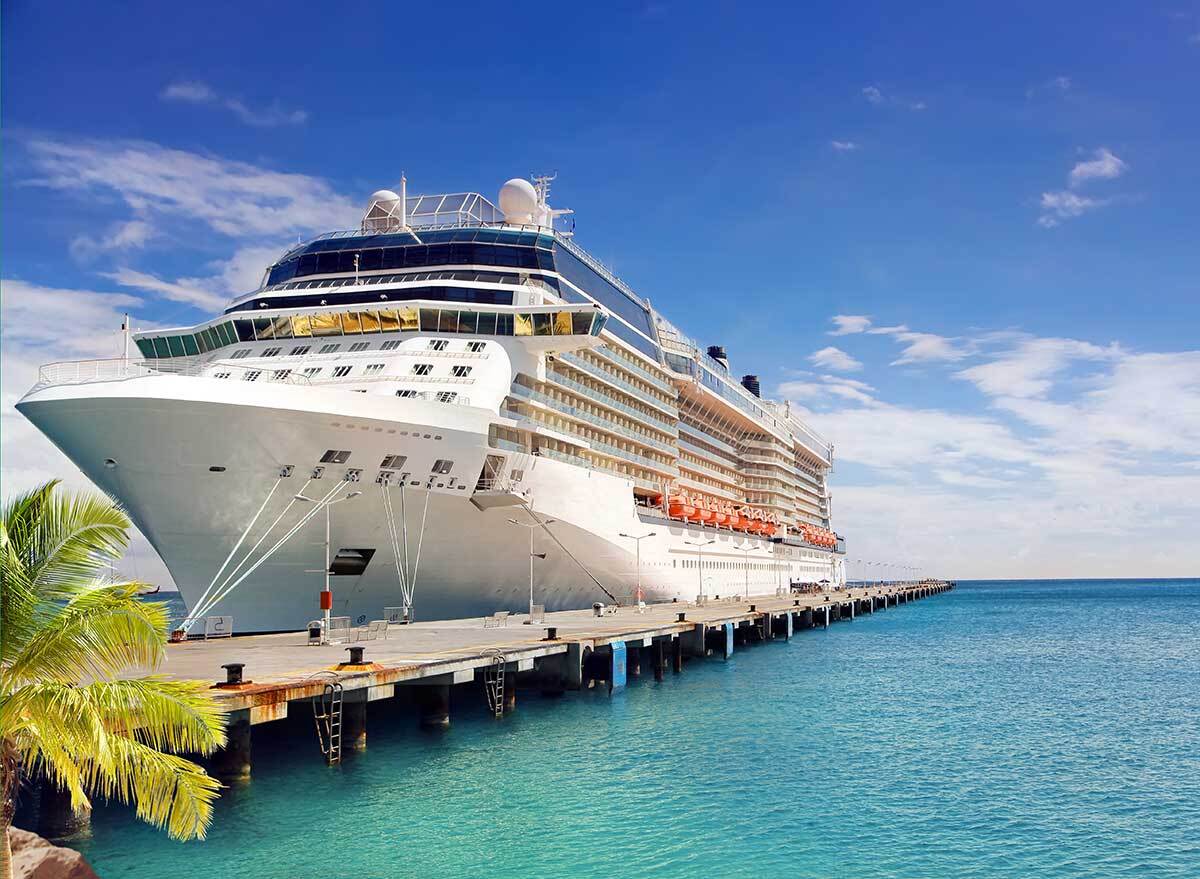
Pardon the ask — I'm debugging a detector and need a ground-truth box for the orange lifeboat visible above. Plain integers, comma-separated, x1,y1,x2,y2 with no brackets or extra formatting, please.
712,512,728,526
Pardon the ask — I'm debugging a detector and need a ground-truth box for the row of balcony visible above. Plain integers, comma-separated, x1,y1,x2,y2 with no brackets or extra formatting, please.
510,383,678,455
545,369,678,433
556,352,678,418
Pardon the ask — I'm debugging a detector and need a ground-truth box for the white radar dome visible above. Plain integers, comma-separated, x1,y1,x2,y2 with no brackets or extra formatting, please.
499,178,539,225
368,189,401,207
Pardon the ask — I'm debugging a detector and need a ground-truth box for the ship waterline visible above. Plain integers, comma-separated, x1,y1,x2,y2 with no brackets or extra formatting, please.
17,176,845,631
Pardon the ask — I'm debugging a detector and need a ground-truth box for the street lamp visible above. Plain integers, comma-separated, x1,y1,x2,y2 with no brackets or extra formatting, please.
684,537,715,604
295,490,362,641
733,541,755,600
619,531,656,610
509,516,556,620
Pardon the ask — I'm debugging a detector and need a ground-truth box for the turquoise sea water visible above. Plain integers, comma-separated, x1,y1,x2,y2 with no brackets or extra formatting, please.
78,580,1199,878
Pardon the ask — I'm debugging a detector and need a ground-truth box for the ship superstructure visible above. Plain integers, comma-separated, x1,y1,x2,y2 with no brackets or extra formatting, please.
18,176,845,632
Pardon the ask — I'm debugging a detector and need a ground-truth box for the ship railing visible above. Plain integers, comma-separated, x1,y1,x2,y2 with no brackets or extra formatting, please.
32,357,314,390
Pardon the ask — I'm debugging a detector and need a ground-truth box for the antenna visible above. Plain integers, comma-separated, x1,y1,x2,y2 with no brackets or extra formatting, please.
530,171,574,234
531,171,557,206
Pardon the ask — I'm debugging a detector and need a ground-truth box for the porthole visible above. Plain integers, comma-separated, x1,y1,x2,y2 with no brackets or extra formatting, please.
209,466,227,473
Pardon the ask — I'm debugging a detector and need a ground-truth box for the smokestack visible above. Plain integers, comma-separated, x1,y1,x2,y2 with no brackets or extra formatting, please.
706,345,728,371
741,374,760,398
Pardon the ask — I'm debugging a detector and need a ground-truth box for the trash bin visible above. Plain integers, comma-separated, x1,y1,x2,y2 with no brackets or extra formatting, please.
307,620,324,645
592,602,604,617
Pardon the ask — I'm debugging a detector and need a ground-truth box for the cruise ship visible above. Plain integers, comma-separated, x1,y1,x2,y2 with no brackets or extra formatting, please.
17,176,846,633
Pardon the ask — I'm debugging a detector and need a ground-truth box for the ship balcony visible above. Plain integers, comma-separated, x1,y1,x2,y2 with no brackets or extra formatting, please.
544,369,677,434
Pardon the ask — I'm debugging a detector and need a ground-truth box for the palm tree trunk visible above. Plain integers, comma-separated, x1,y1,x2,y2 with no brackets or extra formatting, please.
0,822,12,879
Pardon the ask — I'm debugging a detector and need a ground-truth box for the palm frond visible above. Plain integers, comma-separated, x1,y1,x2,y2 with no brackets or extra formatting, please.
3,480,131,598
5,582,170,685
92,736,222,841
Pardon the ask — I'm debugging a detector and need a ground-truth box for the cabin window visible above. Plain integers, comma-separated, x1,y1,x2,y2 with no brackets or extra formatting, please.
431,459,454,474
349,341,370,352
412,363,433,376
436,391,457,403
395,389,418,398
467,341,486,353
381,340,402,350
364,363,385,375
262,347,282,357
303,367,322,377
290,345,311,356
319,343,341,354
320,450,351,464
272,369,292,381
429,339,449,351
231,349,252,359
381,455,407,469
332,366,352,378
213,371,232,379
243,370,262,381
450,365,472,378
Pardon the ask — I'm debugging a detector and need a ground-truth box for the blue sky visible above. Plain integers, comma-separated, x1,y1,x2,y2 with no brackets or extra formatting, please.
3,1,1198,580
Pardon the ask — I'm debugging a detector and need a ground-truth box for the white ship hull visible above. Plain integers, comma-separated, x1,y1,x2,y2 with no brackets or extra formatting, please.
18,376,843,633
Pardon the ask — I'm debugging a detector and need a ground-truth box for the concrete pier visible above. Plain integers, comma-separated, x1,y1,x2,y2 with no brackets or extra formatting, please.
134,582,952,768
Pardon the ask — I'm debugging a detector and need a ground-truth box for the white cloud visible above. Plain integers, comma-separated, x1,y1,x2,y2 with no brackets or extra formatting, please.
1037,190,1106,227
161,80,308,127
956,336,1122,398
1,280,174,586
1026,75,1072,98
779,375,876,406
69,219,156,261
828,314,871,335
101,268,228,312
860,85,925,110
26,136,359,239
808,346,863,372
776,330,1200,578
1036,147,1127,227
1069,148,1127,188
868,325,968,364
830,140,859,151
161,81,216,103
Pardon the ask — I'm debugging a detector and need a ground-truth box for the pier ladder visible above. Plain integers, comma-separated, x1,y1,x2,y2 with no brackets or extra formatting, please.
312,681,344,764
482,649,506,718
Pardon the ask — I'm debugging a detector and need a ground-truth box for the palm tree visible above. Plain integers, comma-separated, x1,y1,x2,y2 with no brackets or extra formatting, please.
1,481,228,877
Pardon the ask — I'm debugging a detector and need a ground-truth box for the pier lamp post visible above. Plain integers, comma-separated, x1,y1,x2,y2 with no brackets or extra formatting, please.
619,531,656,610
733,541,756,600
509,516,556,620
684,537,715,604
295,489,362,642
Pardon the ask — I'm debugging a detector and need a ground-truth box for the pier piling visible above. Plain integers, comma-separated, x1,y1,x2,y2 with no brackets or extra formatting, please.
212,708,252,781
35,777,91,840
415,684,451,729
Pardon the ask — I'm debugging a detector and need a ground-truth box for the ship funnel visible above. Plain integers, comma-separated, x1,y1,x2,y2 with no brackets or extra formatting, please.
741,374,761,397
707,346,729,371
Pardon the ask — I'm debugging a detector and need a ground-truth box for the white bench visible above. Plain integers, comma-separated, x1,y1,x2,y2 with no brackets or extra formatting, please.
483,611,510,628
356,619,389,642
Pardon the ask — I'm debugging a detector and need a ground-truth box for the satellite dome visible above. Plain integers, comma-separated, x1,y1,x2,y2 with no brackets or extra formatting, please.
362,189,405,232
368,189,401,208
498,178,538,225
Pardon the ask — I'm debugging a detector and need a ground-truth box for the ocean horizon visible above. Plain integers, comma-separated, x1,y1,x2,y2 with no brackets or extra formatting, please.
81,578,1199,878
